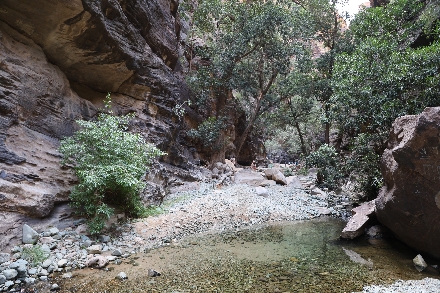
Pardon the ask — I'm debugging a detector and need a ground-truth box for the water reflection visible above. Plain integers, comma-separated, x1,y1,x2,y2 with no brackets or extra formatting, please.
56,218,439,293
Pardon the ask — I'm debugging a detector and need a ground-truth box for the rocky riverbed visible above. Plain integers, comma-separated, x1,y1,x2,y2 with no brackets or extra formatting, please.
0,170,438,292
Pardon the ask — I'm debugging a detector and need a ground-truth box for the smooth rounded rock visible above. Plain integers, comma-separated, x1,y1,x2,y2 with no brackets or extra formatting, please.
116,272,127,280
86,245,102,254
3,269,18,280
57,259,68,268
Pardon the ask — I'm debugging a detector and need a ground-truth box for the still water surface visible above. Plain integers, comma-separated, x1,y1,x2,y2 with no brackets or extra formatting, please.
58,218,439,293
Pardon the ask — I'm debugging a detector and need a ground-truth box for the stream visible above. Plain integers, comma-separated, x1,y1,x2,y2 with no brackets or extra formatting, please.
53,217,439,293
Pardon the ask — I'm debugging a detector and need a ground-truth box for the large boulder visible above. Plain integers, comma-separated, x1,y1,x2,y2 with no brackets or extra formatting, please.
376,107,440,259
234,170,265,186
264,169,287,185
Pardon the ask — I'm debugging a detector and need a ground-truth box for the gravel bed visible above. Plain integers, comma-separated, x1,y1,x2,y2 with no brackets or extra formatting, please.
136,182,352,250
358,278,440,293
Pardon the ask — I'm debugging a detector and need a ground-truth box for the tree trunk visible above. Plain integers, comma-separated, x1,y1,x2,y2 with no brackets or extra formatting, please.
324,103,330,144
236,122,254,159
295,121,307,155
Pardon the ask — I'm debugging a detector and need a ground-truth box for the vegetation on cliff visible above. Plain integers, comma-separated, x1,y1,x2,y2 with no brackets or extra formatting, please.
59,94,165,234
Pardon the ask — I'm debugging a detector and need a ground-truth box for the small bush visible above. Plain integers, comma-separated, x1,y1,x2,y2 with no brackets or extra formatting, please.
345,133,383,199
305,144,343,189
22,245,49,266
60,93,165,234
187,116,226,151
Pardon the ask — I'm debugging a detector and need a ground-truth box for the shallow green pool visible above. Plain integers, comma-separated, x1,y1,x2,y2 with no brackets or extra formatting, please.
58,218,439,293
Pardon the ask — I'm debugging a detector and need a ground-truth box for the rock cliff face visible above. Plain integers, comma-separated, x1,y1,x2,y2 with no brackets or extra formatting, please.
0,0,198,250
376,107,440,259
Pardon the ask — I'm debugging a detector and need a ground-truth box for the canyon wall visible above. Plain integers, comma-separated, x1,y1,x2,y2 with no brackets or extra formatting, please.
0,0,203,249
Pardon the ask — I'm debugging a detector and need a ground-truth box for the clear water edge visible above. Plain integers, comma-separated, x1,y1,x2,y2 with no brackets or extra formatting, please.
54,217,440,293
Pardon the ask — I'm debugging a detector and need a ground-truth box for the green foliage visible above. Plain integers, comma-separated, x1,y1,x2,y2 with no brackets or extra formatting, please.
305,145,343,189
187,116,226,151
60,93,165,234
345,134,383,199
186,0,314,156
332,0,440,146
22,245,49,266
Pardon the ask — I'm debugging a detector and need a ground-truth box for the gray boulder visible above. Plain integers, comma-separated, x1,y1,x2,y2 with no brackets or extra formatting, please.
286,176,303,188
111,249,123,256
255,186,269,197
234,170,265,186
4,280,14,289
3,269,18,280
48,227,59,236
0,274,6,284
0,253,10,265
22,224,39,244
98,235,111,243
341,200,376,239
86,244,102,254
264,169,287,185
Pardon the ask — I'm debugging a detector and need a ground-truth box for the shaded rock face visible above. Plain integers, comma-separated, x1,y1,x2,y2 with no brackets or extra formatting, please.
376,107,440,259
0,0,195,250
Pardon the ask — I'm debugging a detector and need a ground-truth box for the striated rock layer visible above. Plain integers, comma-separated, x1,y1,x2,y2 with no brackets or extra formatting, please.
0,0,197,250
376,107,440,259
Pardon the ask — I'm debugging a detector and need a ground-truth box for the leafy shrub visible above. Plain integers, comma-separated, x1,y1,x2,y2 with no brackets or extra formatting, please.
22,245,49,266
187,116,226,151
305,144,343,189
60,94,165,234
345,134,383,199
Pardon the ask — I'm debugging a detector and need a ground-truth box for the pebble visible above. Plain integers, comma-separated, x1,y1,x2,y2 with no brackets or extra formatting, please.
360,278,440,293
51,283,60,291
116,272,127,280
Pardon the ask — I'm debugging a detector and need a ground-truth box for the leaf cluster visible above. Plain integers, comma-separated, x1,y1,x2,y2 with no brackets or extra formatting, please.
60,94,165,234
187,116,226,151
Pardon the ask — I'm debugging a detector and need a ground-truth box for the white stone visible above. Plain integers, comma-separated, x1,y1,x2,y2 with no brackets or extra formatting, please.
255,186,269,197
57,259,68,268
116,272,127,280
86,244,102,254
413,254,428,272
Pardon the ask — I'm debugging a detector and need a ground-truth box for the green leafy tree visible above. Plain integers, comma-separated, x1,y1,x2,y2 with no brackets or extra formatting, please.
327,0,440,196
332,0,440,150
295,0,350,144
60,94,165,234
187,0,313,159
265,71,320,156
305,144,343,189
